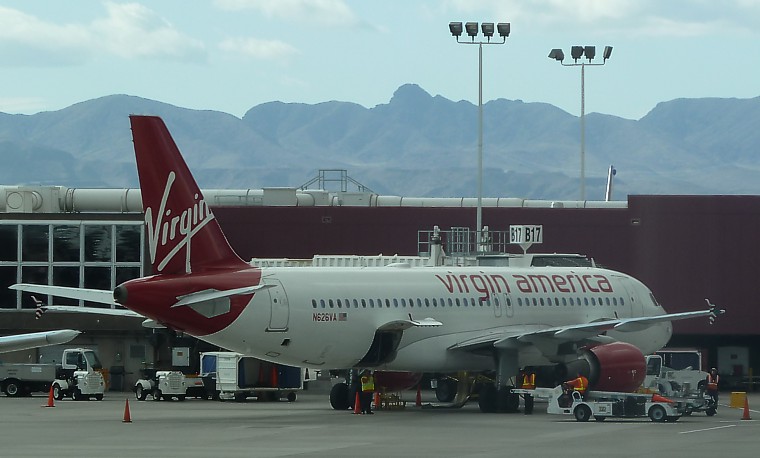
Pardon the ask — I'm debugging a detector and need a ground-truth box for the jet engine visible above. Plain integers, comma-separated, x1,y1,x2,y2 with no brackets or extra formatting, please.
374,371,423,392
563,341,646,392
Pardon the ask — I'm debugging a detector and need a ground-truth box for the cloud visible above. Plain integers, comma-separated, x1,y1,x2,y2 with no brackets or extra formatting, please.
444,0,760,37
92,2,206,61
0,2,205,67
218,37,298,60
214,0,359,25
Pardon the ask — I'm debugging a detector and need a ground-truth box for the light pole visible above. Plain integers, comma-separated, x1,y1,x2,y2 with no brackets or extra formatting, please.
548,45,612,201
449,21,510,243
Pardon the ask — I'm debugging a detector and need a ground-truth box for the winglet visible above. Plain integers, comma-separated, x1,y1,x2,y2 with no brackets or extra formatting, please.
705,299,725,325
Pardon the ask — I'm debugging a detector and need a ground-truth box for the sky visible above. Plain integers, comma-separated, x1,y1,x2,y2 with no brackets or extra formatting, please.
0,0,758,121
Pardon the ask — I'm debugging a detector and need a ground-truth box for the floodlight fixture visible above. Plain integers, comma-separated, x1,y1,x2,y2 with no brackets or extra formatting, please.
449,22,463,37
465,22,479,39
548,48,564,61
497,23,510,38
571,46,584,62
603,46,613,61
584,46,596,61
481,22,494,39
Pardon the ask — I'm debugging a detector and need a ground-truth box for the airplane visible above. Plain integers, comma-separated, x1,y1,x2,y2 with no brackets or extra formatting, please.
0,298,80,353
11,115,724,413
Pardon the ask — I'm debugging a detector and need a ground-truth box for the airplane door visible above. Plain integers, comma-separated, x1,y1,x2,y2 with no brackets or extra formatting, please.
266,279,289,331
493,295,502,317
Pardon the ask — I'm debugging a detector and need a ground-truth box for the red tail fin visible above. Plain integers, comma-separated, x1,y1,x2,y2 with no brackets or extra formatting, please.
129,115,247,274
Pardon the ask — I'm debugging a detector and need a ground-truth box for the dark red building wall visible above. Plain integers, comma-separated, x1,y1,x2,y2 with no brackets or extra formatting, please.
212,195,759,337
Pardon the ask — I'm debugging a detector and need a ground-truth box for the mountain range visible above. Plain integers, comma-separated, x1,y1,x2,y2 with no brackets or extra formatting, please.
1,83,759,200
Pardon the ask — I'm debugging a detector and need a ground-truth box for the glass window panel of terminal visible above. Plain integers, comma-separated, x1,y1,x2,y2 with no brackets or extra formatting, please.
115,225,141,262
0,266,18,309
0,224,19,261
84,225,112,262
53,266,80,306
53,225,80,262
22,225,49,262
84,266,111,308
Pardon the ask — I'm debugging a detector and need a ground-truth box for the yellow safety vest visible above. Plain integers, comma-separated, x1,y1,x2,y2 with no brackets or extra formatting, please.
361,375,375,392
522,373,536,389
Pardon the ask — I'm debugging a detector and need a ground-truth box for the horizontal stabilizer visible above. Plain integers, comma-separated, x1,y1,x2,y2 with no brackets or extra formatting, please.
37,305,143,318
172,284,273,308
10,284,116,305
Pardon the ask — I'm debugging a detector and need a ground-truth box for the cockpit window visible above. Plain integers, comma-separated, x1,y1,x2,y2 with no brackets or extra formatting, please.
649,292,662,308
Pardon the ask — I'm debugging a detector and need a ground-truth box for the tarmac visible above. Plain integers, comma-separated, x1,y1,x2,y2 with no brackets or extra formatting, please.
1,384,757,458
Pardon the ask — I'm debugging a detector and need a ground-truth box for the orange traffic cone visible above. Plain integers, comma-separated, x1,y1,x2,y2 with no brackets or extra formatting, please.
122,398,132,423
415,384,422,407
42,385,55,408
742,397,752,421
373,391,381,410
353,391,362,414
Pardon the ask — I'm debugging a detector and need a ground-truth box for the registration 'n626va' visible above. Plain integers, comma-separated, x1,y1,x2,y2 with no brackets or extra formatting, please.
313,312,347,322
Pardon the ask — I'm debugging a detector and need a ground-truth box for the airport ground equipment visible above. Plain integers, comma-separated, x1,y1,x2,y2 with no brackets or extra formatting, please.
641,349,708,397
134,370,187,401
513,385,687,422
1,362,57,396
200,352,303,402
2,348,104,400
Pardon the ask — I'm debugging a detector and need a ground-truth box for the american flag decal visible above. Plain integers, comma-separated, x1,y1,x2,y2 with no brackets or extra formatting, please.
33,296,47,320
338,313,347,321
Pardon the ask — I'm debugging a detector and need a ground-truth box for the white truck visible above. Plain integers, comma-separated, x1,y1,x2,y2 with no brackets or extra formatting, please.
514,385,686,422
1,362,57,397
51,348,106,401
642,349,708,397
1,348,105,400
134,370,188,401
200,351,303,402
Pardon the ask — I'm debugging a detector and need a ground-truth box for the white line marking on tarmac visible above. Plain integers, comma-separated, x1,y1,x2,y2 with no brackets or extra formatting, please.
680,425,736,434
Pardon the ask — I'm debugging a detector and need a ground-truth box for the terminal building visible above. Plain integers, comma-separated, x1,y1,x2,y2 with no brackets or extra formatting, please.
1,183,758,390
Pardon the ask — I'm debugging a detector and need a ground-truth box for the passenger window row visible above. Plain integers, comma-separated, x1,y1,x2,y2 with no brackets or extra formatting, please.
310,295,626,309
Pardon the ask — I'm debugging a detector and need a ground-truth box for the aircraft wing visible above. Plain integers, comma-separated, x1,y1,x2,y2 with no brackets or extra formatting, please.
449,301,724,352
0,330,81,354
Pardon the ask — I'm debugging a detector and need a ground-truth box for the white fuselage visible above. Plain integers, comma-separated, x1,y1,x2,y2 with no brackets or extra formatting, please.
202,265,672,371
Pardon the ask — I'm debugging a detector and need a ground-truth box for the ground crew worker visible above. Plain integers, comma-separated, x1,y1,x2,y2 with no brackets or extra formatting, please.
521,370,536,414
564,373,589,397
360,370,375,414
706,367,720,409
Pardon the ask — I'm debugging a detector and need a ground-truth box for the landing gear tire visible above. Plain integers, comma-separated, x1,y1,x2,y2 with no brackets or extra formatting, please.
478,384,498,413
496,386,519,413
329,382,350,410
649,405,667,422
574,404,592,422
435,378,457,403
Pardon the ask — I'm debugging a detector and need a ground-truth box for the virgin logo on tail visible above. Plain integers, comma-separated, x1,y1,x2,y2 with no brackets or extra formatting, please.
145,171,214,273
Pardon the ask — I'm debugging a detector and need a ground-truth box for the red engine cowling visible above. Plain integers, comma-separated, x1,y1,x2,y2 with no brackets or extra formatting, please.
580,342,646,392
373,371,423,392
